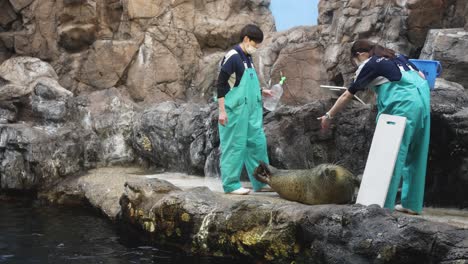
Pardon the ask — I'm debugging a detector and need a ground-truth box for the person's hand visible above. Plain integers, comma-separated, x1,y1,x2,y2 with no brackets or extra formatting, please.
317,115,332,130
219,111,228,126
418,71,426,80
262,89,274,97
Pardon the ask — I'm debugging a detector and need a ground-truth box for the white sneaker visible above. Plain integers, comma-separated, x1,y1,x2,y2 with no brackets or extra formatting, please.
395,204,419,215
227,187,250,195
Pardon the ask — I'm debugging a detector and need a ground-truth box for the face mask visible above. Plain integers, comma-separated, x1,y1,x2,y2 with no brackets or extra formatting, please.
245,44,257,55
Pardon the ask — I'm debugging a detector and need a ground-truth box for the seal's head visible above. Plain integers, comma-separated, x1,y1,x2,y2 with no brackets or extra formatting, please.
308,163,359,203
313,163,357,186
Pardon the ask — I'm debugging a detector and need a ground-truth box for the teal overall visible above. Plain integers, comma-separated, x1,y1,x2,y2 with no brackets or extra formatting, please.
218,60,268,193
372,70,431,213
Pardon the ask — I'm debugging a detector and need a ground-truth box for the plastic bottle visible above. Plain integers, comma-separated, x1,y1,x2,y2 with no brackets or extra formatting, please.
263,76,286,111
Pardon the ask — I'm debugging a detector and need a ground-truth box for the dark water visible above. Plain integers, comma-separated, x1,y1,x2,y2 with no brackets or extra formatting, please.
0,198,243,264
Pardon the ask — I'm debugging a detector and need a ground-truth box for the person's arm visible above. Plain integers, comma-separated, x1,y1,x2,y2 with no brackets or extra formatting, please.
318,62,371,129
417,71,426,79
218,97,228,126
405,56,426,79
217,52,240,126
217,70,231,126
317,90,355,129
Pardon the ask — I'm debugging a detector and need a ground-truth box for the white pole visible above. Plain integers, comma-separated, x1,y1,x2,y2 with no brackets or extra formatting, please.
320,85,367,105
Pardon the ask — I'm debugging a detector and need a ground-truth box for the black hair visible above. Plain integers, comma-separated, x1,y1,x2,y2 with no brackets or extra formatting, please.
350,39,396,60
239,24,264,43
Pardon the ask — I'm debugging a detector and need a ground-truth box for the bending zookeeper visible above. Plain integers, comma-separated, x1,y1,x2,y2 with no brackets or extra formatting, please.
318,40,430,215
216,24,273,195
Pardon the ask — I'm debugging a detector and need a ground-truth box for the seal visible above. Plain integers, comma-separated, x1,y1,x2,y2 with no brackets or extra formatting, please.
253,161,358,205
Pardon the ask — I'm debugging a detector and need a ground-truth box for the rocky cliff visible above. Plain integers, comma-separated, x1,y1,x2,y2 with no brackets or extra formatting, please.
1,0,274,103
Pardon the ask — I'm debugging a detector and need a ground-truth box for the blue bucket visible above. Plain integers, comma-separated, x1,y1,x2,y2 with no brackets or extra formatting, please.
408,59,442,90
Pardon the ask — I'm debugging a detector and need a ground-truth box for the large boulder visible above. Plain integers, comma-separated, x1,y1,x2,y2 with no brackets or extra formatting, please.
0,56,70,101
78,88,138,165
31,77,74,122
190,0,274,50
78,40,140,90
131,102,218,175
0,56,73,122
41,166,151,219
420,28,468,90
189,51,226,103
0,56,58,86
0,88,138,191
125,29,201,103
258,27,329,105
263,101,375,173
0,124,94,190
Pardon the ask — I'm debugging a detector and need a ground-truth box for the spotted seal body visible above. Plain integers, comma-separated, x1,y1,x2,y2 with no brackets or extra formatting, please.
253,162,357,205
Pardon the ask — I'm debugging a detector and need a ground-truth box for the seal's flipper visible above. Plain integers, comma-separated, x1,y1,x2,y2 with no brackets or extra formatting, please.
253,161,271,184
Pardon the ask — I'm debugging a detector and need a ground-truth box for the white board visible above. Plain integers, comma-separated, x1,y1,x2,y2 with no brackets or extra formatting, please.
356,114,407,207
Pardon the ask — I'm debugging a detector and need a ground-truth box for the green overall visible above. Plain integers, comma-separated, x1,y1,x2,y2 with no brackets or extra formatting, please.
372,70,431,213
218,62,268,193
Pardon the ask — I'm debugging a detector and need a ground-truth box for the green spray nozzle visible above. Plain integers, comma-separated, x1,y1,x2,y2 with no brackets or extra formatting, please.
279,76,286,85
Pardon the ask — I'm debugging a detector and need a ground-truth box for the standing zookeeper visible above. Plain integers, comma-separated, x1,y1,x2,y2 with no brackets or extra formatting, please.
318,39,431,215
216,24,273,195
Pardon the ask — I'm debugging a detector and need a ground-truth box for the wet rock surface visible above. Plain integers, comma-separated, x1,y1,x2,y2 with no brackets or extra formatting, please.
117,174,468,264
0,124,90,189
41,166,150,219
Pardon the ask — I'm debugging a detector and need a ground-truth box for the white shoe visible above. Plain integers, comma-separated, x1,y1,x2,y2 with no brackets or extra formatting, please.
227,187,250,195
395,204,419,215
